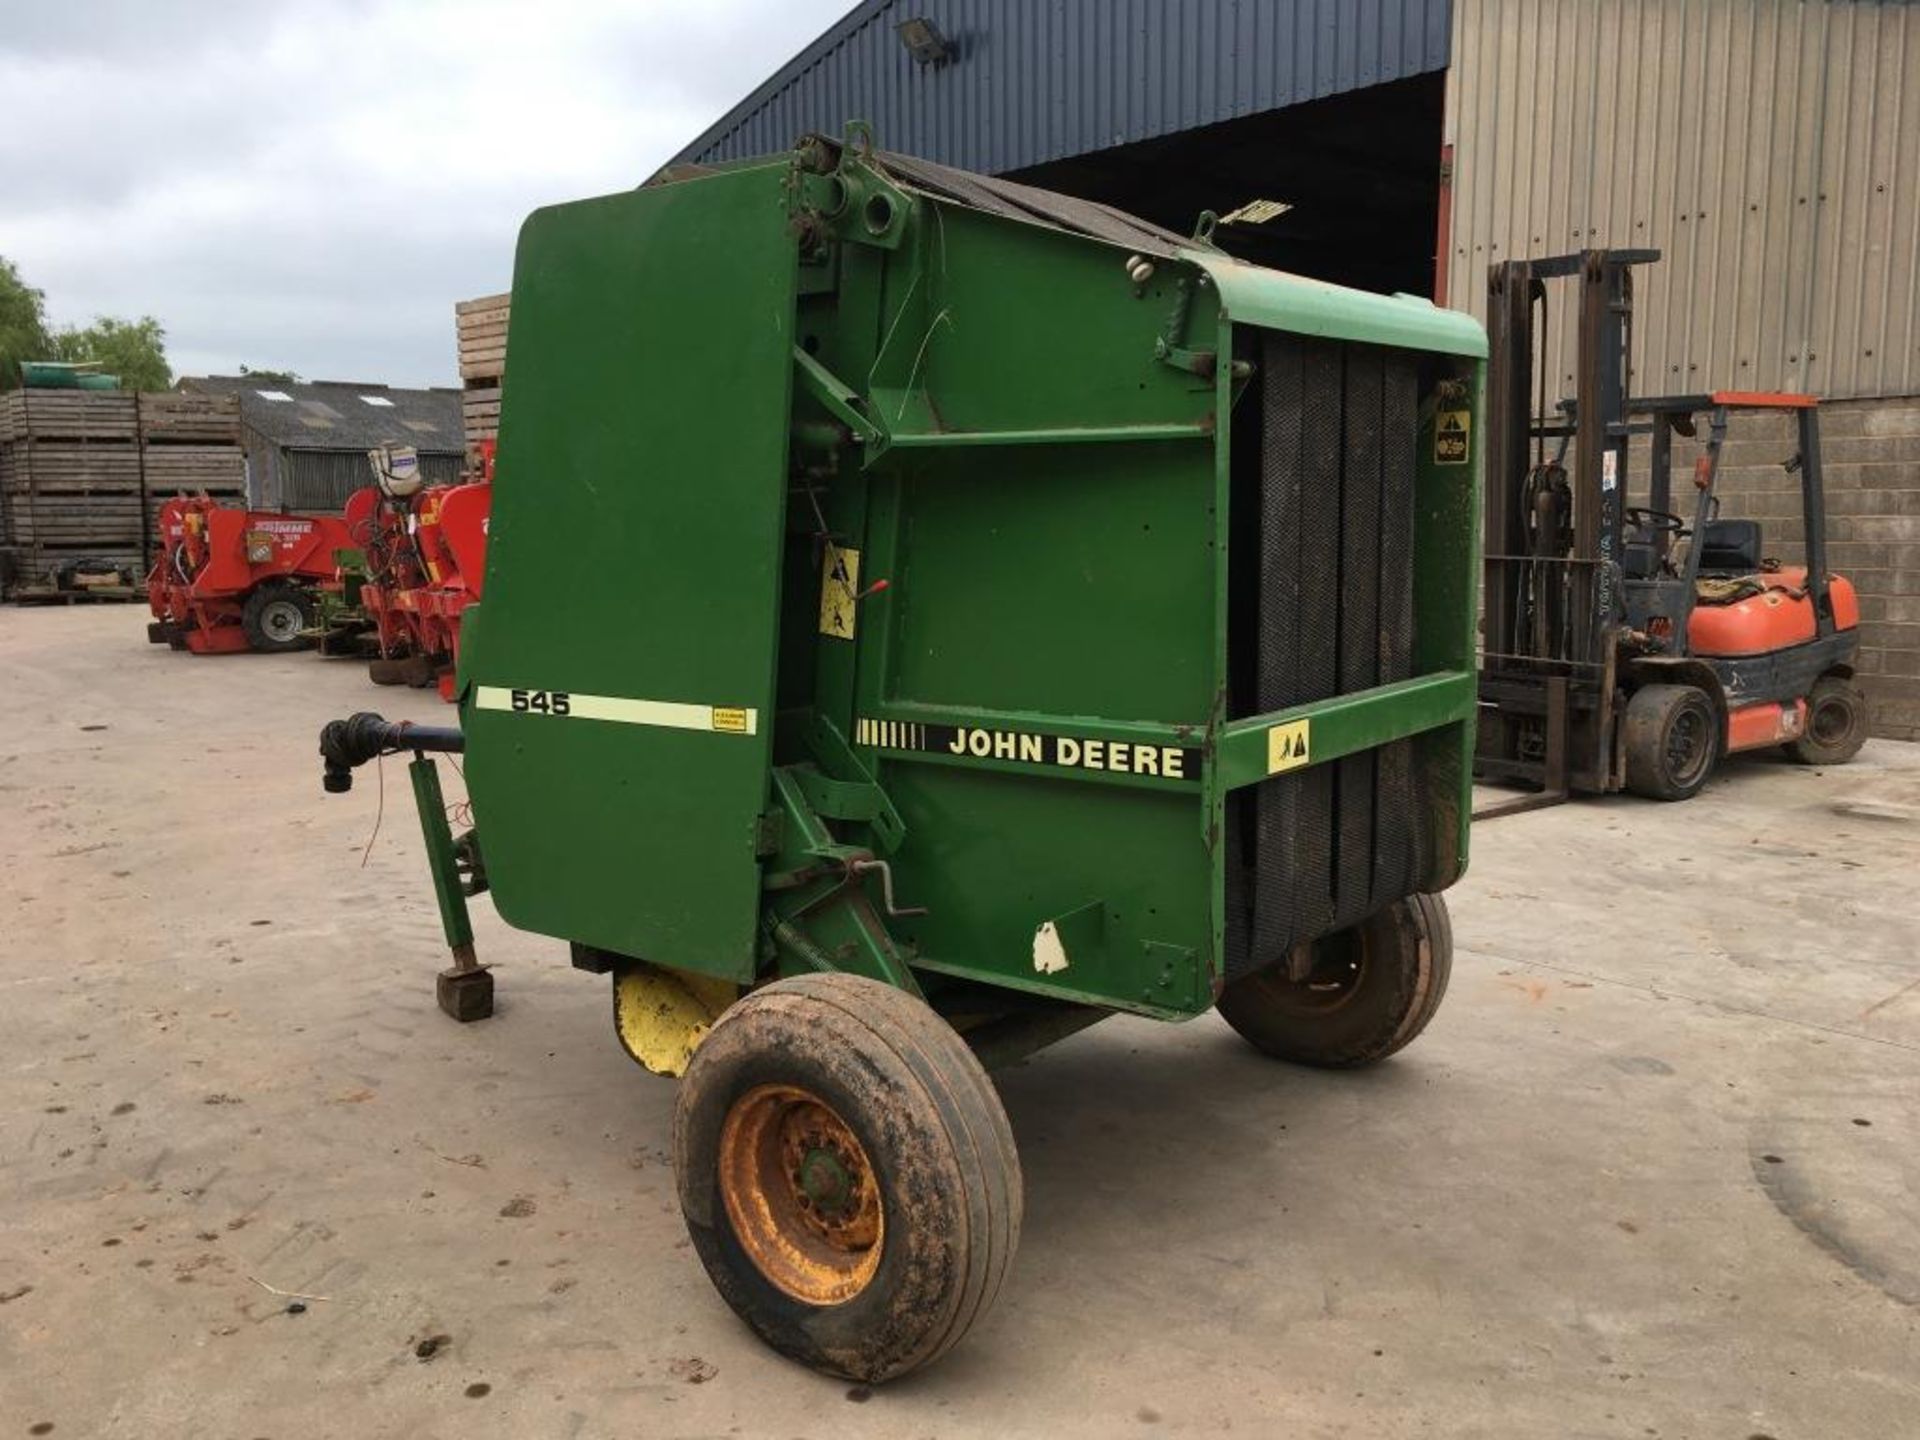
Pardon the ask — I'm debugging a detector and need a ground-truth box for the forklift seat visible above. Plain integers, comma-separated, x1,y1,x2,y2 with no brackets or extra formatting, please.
1622,541,1659,579
1697,518,1762,576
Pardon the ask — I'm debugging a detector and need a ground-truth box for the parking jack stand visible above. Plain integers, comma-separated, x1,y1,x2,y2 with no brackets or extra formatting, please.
410,755,493,1021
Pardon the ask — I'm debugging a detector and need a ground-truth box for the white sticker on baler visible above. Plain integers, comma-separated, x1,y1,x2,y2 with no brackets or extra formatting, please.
475,686,757,735
1033,920,1071,975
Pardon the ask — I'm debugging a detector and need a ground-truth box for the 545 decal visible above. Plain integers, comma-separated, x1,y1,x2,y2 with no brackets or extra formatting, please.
509,688,571,715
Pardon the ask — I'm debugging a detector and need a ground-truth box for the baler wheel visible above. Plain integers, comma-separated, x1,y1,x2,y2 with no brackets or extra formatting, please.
1784,675,1869,766
674,973,1021,1383
242,585,316,653
1216,892,1452,1069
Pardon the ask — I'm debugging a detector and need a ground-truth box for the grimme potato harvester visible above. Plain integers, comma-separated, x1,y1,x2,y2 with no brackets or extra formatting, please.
147,495,351,654
318,128,1485,1381
345,443,492,699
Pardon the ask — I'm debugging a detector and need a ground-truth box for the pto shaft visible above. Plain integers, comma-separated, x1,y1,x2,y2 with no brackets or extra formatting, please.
319,711,465,793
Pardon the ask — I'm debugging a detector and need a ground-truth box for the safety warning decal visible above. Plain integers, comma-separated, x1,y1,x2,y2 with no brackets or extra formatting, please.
856,716,1200,782
1435,409,1470,465
1266,718,1311,775
819,542,860,640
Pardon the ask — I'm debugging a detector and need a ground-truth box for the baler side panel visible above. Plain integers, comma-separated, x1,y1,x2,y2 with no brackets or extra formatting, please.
837,200,1223,1016
863,443,1218,1017
462,167,799,981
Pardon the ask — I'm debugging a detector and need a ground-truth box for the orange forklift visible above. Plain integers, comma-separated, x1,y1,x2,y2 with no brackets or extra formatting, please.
1476,250,1867,811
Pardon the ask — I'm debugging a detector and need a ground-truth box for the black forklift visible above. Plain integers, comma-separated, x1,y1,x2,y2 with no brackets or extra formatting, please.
1475,249,1868,814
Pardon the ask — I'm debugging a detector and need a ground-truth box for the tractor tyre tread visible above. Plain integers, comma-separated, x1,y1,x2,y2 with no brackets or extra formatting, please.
1623,683,1719,802
1217,892,1453,1070
240,583,316,654
674,973,1020,1384
1784,675,1869,766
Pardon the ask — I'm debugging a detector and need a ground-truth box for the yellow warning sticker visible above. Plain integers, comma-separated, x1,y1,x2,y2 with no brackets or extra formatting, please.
1435,409,1470,465
710,707,749,734
1266,718,1312,775
819,542,860,640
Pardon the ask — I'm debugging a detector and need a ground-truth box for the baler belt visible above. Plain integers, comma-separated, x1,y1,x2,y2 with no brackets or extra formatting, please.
1375,356,1421,902
1228,336,1424,982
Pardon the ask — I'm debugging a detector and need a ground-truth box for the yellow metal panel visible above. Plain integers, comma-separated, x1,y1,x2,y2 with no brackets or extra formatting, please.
612,963,740,1078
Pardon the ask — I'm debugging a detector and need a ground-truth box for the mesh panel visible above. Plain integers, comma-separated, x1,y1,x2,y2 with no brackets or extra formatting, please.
1226,335,1425,981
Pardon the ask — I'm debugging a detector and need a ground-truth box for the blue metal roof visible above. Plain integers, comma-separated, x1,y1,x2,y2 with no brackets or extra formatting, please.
676,0,1454,175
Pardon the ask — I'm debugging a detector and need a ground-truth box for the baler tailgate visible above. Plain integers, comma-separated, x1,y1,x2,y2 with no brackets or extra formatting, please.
460,167,800,980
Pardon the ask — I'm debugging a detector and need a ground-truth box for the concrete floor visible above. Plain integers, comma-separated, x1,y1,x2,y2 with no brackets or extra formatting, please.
2,605,1917,1440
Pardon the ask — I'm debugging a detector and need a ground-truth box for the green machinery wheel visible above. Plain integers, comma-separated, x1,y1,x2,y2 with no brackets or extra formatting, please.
1216,893,1452,1069
674,973,1021,1383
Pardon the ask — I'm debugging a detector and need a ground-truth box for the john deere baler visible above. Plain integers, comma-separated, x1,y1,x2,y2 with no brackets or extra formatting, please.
319,125,1484,1383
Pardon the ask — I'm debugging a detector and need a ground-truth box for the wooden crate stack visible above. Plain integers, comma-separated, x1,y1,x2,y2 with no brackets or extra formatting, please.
0,390,244,599
1,391,142,594
457,292,509,451
137,393,246,543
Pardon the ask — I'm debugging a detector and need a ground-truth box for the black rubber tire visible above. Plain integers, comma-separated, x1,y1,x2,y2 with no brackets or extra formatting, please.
1784,675,1869,766
400,654,441,689
1622,683,1719,801
368,656,409,686
241,584,315,653
1216,892,1453,1069
674,973,1022,1384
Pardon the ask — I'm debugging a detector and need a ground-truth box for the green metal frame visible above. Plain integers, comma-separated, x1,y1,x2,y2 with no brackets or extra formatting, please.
412,126,1485,1025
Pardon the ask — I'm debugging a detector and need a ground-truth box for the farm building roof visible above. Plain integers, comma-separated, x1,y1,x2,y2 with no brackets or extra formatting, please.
178,377,464,454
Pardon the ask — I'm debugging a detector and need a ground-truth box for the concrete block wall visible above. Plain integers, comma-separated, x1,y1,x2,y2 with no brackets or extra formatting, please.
1650,398,1920,741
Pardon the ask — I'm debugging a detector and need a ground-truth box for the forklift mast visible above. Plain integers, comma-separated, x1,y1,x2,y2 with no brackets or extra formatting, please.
1479,249,1659,803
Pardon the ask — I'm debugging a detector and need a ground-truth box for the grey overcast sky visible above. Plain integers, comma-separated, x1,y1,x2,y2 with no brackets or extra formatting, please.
0,0,852,388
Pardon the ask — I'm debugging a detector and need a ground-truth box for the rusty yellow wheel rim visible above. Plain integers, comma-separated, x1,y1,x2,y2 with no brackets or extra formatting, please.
717,1084,884,1305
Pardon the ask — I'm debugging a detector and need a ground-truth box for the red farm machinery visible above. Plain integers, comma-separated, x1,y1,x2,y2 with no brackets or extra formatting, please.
146,495,352,654
345,442,492,700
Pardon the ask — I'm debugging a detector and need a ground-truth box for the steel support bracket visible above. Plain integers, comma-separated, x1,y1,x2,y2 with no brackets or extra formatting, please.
1154,339,1218,379
798,711,906,853
1153,275,1217,379
793,345,891,461
761,765,922,995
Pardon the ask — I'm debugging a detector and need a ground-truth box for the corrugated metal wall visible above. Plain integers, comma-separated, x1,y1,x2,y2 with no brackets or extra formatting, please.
1447,0,1920,401
679,0,1452,176
281,449,462,514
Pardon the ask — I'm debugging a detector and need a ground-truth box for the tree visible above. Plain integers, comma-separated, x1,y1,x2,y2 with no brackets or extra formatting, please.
51,315,172,392
238,364,302,385
0,256,52,390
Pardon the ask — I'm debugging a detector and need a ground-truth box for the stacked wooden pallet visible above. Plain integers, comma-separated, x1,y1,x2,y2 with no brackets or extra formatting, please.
1,392,142,592
0,390,245,599
138,390,245,443
457,292,508,450
137,394,246,587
